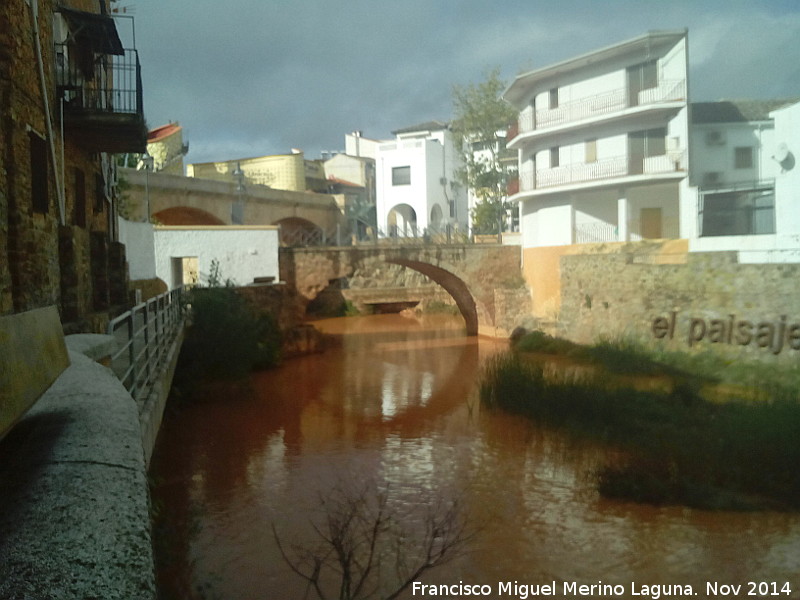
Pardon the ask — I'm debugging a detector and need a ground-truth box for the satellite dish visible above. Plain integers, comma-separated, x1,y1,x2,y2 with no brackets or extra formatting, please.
774,143,790,163
773,143,795,172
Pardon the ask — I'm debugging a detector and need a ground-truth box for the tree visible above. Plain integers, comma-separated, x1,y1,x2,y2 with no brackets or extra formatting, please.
273,480,474,600
451,68,518,234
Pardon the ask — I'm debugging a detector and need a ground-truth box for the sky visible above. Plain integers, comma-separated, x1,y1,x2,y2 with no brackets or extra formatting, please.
120,0,800,165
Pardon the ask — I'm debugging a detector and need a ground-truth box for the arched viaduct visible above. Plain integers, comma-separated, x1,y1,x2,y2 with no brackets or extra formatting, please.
120,169,346,241
280,244,529,337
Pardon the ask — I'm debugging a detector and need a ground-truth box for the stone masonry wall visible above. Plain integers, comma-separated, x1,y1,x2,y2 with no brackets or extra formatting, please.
559,250,800,363
1,0,119,328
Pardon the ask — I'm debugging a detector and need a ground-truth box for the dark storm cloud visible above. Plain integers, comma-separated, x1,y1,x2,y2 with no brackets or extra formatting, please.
130,0,800,165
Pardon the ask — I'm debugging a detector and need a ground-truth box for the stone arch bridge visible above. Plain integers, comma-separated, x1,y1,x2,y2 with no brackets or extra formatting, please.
280,244,528,337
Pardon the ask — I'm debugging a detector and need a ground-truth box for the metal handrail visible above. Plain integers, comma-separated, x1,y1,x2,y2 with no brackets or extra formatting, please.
107,287,184,403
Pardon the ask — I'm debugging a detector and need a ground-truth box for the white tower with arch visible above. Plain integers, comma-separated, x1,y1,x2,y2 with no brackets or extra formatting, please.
375,121,468,237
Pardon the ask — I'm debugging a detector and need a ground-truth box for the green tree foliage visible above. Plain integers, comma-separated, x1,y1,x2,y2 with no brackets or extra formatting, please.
176,261,281,389
451,68,518,234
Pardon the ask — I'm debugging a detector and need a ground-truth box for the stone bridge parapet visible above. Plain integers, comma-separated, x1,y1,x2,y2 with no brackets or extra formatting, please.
280,244,528,336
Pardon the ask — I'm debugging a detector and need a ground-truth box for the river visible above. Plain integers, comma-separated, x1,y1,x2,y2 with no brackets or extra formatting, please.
150,313,800,600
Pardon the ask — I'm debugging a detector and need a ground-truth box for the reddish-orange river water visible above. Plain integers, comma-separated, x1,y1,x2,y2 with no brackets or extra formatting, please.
150,314,800,600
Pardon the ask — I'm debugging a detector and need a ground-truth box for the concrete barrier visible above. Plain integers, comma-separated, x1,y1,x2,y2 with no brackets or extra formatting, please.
0,339,156,599
0,306,70,439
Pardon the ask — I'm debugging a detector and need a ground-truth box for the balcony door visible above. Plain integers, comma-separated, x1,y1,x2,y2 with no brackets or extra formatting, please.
627,60,657,107
628,128,666,175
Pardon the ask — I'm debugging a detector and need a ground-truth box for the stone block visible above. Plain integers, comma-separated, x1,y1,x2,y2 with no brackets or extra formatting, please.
0,306,69,439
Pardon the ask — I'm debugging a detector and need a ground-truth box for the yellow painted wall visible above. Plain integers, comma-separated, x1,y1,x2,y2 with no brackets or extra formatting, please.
147,127,185,175
187,153,306,192
523,239,689,320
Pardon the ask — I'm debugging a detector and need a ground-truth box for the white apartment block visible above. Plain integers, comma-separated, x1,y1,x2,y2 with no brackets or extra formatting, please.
375,121,468,236
504,29,800,264
504,30,691,249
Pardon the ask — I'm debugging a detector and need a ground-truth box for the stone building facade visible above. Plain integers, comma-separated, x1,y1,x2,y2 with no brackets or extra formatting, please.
0,0,146,330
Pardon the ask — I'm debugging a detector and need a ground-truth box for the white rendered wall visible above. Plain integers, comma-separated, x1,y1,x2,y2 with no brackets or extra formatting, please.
117,218,157,280
691,122,776,184
376,140,429,231
376,133,466,233
689,101,800,262
772,102,800,239
154,226,280,289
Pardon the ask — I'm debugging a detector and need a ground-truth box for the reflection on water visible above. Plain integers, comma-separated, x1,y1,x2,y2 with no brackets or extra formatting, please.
151,314,800,600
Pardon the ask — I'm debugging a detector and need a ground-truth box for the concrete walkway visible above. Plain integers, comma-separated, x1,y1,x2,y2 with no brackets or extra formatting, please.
0,340,156,599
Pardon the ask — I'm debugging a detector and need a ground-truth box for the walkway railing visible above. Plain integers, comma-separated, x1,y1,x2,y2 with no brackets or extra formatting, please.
107,288,185,404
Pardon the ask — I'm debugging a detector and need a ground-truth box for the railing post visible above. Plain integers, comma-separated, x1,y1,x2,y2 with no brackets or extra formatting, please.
127,311,136,399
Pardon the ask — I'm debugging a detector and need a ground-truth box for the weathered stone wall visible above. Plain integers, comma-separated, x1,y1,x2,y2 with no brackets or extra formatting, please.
0,0,121,330
280,244,527,336
234,282,324,356
559,249,800,362
58,225,92,322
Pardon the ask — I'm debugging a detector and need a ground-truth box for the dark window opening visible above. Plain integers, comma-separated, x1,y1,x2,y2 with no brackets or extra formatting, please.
29,131,49,214
700,190,775,236
392,166,411,186
735,146,753,169
549,87,559,109
74,168,86,227
549,147,559,168
95,174,106,213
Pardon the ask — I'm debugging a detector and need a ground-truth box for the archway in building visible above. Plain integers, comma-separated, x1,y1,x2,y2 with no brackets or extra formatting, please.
275,217,323,247
387,203,417,237
152,206,225,225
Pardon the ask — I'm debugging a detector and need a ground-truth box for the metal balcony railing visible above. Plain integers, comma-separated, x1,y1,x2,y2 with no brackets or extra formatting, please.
573,217,680,244
107,288,184,404
513,79,686,138
519,151,686,191
574,222,619,244
55,43,143,117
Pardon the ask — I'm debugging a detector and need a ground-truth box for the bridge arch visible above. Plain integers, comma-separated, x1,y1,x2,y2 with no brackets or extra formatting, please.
153,206,225,225
386,258,478,335
275,217,322,246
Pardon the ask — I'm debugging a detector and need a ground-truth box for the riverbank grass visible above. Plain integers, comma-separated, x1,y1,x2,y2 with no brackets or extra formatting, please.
481,343,800,510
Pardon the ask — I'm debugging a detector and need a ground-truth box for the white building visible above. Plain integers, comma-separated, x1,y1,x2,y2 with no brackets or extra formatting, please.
345,130,381,161
689,99,800,262
504,30,691,251
504,28,800,267
375,121,468,236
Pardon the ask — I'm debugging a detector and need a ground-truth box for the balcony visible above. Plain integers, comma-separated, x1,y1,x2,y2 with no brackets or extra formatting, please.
518,151,686,193
511,79,686,144
574,217,680,244
56,43,147,153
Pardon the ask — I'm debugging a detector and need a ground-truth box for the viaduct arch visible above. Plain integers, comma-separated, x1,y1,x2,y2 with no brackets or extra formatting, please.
121,168,345,234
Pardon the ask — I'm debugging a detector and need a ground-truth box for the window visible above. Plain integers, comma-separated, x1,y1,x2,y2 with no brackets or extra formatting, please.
29,131,49,214
392,166,411,186
549,88,559,109
585,139,597,163
549,147,559,168
735,147,753,169
95,174,106,213
700,189,775,236
73,168,86,227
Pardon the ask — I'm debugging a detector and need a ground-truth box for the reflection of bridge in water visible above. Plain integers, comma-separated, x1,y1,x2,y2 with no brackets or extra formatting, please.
280,243,526,337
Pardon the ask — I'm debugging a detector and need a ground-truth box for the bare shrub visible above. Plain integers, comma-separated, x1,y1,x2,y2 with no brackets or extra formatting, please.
273,480,474,600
